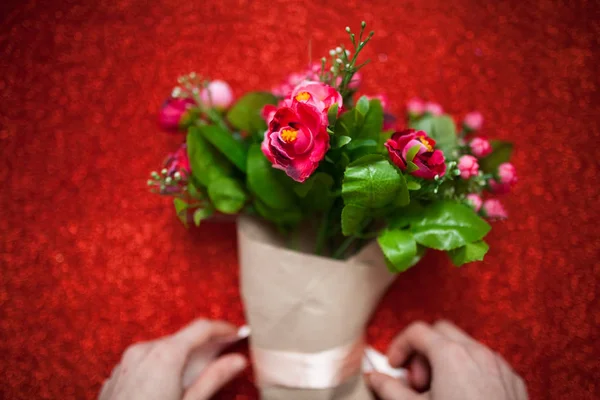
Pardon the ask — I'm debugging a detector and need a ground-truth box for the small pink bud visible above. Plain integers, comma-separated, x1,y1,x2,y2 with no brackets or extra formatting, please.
348,71,362,90
366,94,389,110
482,199,508,220
457,155,479,179
463,111,483,131
466,194,483,212
469,137,492,158
424,102,443,116
406,98,425,116
200,80,234,109
158,98,195,131
498,162,517,185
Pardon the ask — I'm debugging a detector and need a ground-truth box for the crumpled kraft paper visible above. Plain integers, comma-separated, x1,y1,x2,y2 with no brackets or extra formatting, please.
238,216,396,400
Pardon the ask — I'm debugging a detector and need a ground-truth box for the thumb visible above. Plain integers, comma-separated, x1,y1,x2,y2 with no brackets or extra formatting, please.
183,353,247,400
367,372,421,400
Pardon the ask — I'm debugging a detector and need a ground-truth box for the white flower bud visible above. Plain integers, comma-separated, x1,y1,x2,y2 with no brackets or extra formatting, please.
335,46,342,53
329,49,336,56
336,58,343,64
174,171,181,180
147,179,154,186
171,87,182,98
345,26,351,32
161,168,168,175
345,49,351,56
165,177,172,184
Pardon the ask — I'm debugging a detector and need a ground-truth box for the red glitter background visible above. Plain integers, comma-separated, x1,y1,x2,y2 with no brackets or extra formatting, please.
1,0,599,399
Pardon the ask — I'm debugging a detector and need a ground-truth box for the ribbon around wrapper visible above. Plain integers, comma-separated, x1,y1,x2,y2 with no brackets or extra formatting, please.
239,326,406,389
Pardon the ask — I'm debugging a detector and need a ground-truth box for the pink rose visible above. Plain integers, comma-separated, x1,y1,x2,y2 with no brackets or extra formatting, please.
466,194,483,212
290,81,343,115
457,155,479,179
482,199,508,219
469,137,492,158
200,80,234,109
489,162,517,194
425,102,443,116
498,162,517,184
406,98,425,116
463,111,483,131
385,129,447,179
159,98,195,131
261,104,278,125
261,102,330,182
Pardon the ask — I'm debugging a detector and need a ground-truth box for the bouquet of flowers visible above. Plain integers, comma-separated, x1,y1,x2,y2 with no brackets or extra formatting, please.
149,22,516,399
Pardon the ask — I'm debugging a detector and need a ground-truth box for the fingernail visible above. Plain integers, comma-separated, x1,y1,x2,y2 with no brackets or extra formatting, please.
237,325,250,339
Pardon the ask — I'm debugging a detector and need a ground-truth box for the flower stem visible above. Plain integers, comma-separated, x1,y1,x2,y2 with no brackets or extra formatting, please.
315,209,330,255
332,235,358,259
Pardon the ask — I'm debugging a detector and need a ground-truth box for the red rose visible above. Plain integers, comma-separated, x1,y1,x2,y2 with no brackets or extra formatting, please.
261,102,329,182
385,129,446,179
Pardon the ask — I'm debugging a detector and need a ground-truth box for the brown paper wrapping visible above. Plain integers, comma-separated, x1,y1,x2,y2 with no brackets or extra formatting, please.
238,216,396,400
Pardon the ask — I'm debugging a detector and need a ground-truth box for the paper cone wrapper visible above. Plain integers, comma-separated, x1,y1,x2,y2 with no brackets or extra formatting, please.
238,216,396,400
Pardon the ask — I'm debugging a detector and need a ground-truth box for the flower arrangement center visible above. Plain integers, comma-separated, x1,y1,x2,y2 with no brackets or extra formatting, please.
295,91,311,102
280,128,299,143
419,137,433,152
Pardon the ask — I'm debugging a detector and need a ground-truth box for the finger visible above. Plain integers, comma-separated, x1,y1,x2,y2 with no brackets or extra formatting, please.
387,322,445,367
171,319,238,354
368,372,420,400
98,379,112,400
433,320,475,344
98,365,120,400
407,355,430,391
183,353,247,400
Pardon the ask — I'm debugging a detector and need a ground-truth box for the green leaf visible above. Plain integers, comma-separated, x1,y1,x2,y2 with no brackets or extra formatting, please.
335,110,355,138
377,229,418,273
342,154,407,209
448,240,489,266
226,92,277,134
406,144,421,163
407,180,421,190
332,135,352,149
328,103,339,127
341,205,368,236
357,99,383,140
479,140,513,173
394,170,410,207
193,208,213,226
207,177,247,214
406,161,419,173
409,115,434,134
294,172,333,197
186,127,233,187
388,202,425,229
254,198,302,226
197,125,247,173
411,201,491,250
431,115,458,157
187,181,205,200
356,96,370,116
246,144,297,210
173,198,189,226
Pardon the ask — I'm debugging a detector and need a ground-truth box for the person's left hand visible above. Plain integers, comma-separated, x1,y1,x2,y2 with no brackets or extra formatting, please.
99,319,247,400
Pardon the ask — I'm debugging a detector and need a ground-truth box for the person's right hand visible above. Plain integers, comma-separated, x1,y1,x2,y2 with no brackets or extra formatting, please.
367,320,528,400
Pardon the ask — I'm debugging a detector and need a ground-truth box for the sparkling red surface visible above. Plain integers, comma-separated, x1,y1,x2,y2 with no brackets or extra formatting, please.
1,1,599,399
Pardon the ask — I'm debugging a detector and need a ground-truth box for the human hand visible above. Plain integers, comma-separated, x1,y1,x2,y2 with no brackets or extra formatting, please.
367,320,527,400
99,319,247,400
